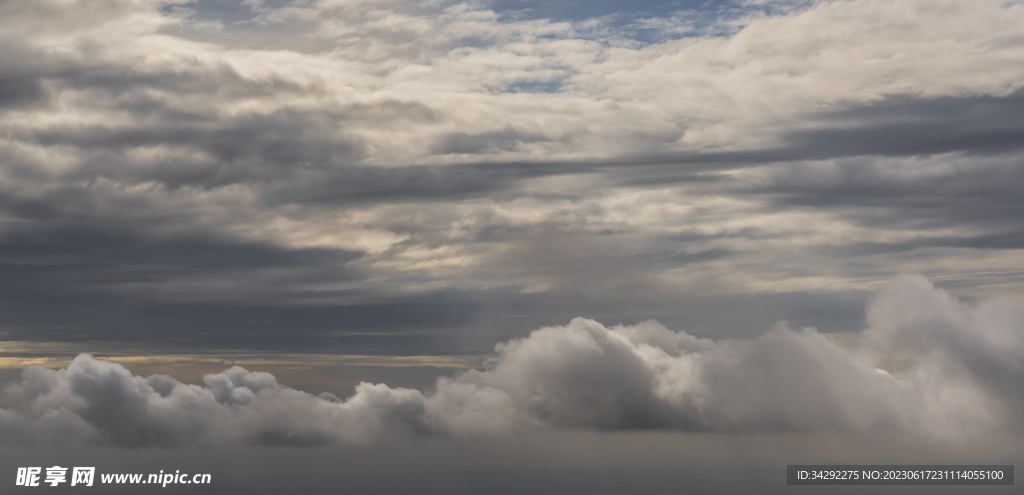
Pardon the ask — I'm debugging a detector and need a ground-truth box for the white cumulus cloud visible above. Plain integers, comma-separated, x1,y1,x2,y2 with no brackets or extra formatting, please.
2,274,1022,446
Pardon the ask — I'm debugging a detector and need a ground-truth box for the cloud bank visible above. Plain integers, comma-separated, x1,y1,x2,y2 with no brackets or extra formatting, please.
2,0,1023,353
2,274,1021,447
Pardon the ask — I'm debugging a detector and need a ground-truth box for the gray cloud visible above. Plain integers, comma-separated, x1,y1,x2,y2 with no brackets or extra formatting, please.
0,0,1021,396
784,91,1024,158
0,74,44,109
586,90,1024,188
2,274,1021,446
737,153,1024,252
435,126,554,154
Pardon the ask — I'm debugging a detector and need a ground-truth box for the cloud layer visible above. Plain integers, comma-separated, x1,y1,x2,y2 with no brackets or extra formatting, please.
2,0,1024,371
2,274,1021,447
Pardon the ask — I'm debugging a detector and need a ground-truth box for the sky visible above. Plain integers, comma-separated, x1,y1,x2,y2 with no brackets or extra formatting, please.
1,0,1024,492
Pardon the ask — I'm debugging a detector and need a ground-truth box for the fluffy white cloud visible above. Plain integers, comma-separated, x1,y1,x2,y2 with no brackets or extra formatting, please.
2,274,1021,446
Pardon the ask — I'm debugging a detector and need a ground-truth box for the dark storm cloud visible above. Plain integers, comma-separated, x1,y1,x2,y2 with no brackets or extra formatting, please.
261,161,562,206
786,90,1024,158
0,209,489,351
63,62,316,104
0,74,45,109
0,172,438,349
0,291,479,352
0,222,355,271
0,42,67,110
824,231,1024,258
101,295,478,351
435,126,553,154
630,247,733,266
738,153,1024,251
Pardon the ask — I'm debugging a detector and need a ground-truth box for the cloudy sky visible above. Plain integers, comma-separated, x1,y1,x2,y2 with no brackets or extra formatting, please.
1,0,1024,492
